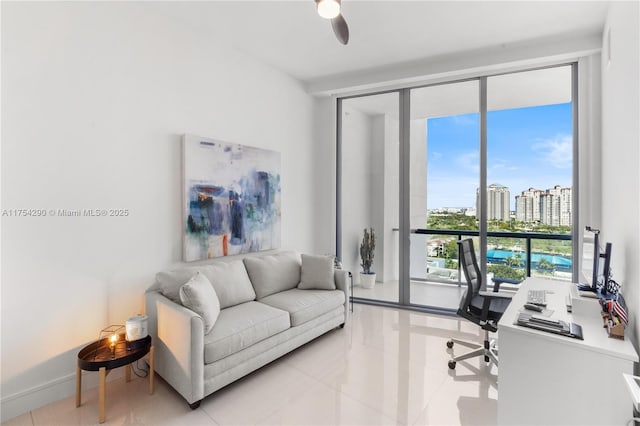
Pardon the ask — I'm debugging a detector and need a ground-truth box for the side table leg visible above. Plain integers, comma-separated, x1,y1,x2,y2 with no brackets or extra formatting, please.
99,367,106,423
125,364,131,382
149,346,155,394
75,366,81,407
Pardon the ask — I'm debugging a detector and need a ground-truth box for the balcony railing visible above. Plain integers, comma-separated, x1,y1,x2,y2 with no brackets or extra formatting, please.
410,228,572,285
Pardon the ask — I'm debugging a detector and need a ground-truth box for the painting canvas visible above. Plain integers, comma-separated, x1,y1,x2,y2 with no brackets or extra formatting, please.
183,134,281,261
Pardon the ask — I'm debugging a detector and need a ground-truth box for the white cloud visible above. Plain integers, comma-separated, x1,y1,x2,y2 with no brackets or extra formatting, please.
532,134,572,169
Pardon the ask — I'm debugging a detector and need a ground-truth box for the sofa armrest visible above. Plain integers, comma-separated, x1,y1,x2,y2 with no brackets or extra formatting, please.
145,291,204,404
334,269,350,321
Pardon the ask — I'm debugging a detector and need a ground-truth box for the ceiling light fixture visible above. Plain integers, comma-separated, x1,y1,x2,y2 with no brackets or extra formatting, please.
317,0,341,20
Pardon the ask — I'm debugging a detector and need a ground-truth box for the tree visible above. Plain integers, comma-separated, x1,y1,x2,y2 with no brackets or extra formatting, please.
443,240,459,259
536,258,555,275
487,264,525,281
505,253,524,268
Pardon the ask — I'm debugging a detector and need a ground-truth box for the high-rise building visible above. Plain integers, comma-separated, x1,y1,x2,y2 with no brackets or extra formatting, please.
516,185,572,226
515,187,543,222
477,183,510,220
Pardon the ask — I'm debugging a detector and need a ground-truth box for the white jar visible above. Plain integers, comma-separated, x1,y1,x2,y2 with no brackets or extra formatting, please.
125,314,148,341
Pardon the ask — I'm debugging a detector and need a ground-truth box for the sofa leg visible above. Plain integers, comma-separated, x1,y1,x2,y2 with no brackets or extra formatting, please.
189,400,202,410
339,323,345,329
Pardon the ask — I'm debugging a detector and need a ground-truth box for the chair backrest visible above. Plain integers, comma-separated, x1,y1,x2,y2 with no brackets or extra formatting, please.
457,238,483,311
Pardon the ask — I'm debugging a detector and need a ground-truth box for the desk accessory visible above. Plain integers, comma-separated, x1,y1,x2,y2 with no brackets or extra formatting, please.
600,292,628,339
523,303,543,312
602,312,625,339
516,312,584,340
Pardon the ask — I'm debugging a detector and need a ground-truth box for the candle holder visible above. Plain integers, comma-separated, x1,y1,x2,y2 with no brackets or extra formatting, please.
98,325,125,359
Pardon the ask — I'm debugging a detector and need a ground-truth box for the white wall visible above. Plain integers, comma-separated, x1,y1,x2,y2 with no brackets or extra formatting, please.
383,116,400,282
371,115,386,278
340,106,373,279
311,97,337,256
600,1,640,351
371,114,399,283
1,2,326,420
578,53,602,236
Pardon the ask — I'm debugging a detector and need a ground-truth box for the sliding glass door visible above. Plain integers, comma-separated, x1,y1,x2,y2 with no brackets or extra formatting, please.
408,81,480,309
338,64,576,312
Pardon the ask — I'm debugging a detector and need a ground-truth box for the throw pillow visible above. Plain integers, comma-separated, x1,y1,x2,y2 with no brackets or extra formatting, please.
244,252,302,299
298,254,336,290
179,272,221,334
156,268,201,304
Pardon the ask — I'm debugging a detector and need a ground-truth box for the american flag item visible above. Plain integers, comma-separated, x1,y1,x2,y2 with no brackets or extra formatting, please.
613,294,628,325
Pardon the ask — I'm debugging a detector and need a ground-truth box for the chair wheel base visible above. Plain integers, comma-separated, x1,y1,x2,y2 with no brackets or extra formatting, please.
446,340,454,349
448,360,456,370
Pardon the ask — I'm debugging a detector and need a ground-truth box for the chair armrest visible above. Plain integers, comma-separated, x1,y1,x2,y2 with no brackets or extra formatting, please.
479,290,515,300
490,277,521,291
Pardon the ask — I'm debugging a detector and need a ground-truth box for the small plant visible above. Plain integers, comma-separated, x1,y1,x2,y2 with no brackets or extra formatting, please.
360,227,376,274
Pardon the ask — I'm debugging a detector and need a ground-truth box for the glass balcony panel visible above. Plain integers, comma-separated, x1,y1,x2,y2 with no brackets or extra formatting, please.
531,238,573,281
487,236,526,288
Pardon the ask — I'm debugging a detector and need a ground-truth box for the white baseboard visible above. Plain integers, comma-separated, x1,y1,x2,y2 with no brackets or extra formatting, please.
1,369,124,422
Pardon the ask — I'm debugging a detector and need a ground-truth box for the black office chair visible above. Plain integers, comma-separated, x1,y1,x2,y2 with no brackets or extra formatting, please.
447,238,514,370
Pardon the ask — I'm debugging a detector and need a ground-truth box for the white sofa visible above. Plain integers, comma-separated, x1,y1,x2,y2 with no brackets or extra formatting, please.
145,251,349,408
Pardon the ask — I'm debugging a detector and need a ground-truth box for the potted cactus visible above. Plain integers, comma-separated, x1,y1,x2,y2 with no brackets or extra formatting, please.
359,227,376,289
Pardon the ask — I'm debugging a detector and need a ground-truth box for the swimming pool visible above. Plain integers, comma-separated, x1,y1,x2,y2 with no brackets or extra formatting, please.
486,249,572,271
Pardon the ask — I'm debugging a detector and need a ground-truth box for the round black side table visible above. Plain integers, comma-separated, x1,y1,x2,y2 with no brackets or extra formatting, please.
76,334,154,423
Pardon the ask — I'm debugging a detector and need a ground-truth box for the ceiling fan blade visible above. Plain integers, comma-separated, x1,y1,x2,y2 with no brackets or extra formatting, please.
331,14,349,45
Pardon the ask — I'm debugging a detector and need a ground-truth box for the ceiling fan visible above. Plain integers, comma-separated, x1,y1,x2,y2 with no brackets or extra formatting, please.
315,0,350,45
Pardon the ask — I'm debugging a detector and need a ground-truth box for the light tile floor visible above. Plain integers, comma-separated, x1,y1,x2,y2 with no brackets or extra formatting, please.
3,304,498,426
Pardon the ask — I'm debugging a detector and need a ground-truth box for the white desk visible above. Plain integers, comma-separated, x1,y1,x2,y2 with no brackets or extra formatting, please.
498,277,638,426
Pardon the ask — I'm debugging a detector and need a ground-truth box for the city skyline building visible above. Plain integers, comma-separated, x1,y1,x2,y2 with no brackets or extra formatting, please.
516,184,572,226
429,183,571,227
515,187,543,222
477,183,510,221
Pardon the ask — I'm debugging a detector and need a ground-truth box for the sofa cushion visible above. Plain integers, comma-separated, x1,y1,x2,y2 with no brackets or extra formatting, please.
155,260,255,309
179,272,220,334
298,254,336,290
200,261,256,309
204,301,290,364
243,252,301,299
258,288,345,327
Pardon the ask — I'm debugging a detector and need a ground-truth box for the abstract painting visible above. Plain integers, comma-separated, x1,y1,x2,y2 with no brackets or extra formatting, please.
183,134,281,261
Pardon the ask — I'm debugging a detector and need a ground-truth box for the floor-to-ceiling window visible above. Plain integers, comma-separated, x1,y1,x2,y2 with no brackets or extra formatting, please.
486,66,573,283
408,80,480,310
339,64,575,312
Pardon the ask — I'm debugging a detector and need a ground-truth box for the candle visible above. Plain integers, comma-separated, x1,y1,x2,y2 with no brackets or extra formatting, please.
109,334,118,353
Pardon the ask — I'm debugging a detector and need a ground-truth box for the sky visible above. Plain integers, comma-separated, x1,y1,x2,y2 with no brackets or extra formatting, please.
426,102,573,210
